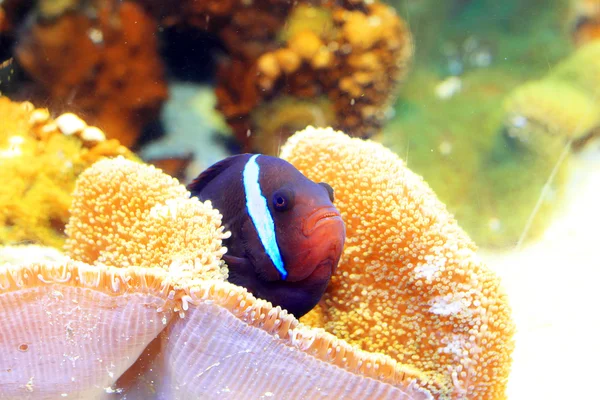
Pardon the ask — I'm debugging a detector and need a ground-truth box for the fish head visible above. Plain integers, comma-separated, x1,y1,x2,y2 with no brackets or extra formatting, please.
264,170,346,287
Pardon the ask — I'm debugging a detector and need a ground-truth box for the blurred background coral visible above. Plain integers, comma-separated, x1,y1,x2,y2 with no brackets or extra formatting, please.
3,0,598,250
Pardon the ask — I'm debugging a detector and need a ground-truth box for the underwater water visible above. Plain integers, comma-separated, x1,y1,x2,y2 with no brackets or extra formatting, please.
0,0,598,399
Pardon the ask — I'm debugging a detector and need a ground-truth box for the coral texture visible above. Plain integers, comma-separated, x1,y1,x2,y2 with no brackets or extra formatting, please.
0,96,135,248
239,1,413,152
504,40,600,147
65,157,229,286
282,127,515,399
13,1,168,148
1,0,411,152
1,154,451,399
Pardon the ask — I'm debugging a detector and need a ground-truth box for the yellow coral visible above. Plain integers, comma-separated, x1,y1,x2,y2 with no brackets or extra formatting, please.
504,41,600,144
551,40,600,97
339,4,402,51
278,4,336,43
251,1,413,150
251,96,336,155
504,79,600,140
65,157,229,286
37,0,79,19
281,127,515,399
0,97,136,248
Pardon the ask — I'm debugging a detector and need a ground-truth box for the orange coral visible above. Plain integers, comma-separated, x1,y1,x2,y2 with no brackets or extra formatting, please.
247,2,413,152
13,1,167,148
0,8,7,33
65,157,229,286
281,127,515,399
174,0,411,152
572,0,600,45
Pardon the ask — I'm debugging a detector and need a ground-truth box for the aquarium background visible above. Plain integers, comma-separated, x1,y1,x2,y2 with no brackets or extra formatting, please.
0,0,598,399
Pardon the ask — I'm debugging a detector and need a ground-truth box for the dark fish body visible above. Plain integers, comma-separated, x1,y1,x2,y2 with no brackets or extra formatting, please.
188,154,345,317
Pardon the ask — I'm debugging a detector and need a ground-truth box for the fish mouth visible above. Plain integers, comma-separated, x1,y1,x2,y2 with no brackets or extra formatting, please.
284,257,335,284
307,258,335,282
302,206,343,236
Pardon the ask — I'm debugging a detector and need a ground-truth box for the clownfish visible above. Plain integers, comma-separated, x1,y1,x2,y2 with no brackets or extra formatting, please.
188,154,346,317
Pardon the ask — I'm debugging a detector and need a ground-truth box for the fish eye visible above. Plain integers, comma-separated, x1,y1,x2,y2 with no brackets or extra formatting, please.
319,182,335,202
272,188,295,212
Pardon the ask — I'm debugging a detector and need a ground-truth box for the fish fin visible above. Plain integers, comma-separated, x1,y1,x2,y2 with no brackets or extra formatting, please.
240,217,282,282
222,254,255,284
187,154,252,196
223,254,252,268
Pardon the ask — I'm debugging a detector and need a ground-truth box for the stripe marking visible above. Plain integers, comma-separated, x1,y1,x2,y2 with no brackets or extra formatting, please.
243,155,287,279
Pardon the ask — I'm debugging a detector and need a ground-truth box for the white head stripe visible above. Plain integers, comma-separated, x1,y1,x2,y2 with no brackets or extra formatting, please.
242,155,287,279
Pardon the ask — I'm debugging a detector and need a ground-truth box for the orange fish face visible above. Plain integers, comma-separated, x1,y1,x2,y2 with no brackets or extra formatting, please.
268,179,345,286
277,205,345,284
